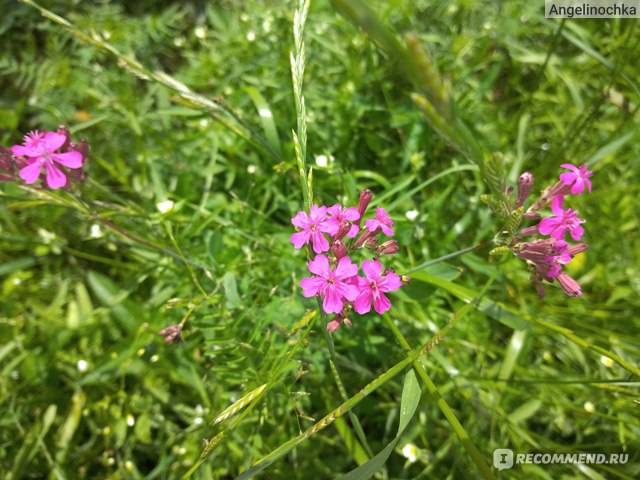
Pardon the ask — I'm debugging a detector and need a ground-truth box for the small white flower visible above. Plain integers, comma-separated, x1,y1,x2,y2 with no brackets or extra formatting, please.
405,210,419,221
402,443,418,463
240,13,250,22
77,360,89,372
193,417,204,426
584,401,595,413
246,31,256,42
247,165,257,174
127,414,135,427
315,155,328,168
12,278,21,286
150,354,159,363
600,355,614,367
156,200,174,214
262,19,272,32
194,26,207,39
90,224,103,239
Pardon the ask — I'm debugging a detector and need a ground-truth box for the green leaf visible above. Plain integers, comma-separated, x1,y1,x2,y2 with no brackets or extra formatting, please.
223,271,241,309
337,370,420,480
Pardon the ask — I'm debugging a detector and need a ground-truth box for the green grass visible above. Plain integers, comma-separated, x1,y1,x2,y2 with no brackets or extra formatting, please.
0,0,639,479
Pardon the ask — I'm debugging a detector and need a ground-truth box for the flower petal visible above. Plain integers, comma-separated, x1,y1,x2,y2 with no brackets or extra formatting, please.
311,231,330,253
300,276,326,297
379,272,402,292
11,145,37,157
538,218,560,236
45,162,67,189
347,224,360,238
52,151,83,168
291,230,310,249
336,282,359,302
361,259,381,281
308,254,331,277
353,290,372,314
373,293,391,314
291,211,309,228
550,195,564,216
334,256,357,280
365,219,380,233
323,287,343,314
19,161,43,184
343,207,360,221
43,132,67,151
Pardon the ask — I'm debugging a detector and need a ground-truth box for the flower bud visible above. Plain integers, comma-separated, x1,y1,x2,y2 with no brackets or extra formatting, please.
515,172,534,208
354,227,378,248
333,220,352,241
331,239,347,260
56,125,71,150
400,275,411,286
356,189,373,224
327,316,352,333
556,272,582,297
567,243,588,256
158,324,183,343
376,240,399,255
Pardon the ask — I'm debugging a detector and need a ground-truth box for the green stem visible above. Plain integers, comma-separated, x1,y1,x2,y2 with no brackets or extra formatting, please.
383,313,495,480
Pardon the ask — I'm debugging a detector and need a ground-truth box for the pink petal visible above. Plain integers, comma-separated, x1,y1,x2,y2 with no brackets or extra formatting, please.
570,225,584,241
52,151,83,168
550,196,564,216
334,256,358,280
291,211,309,228
300,276,326,297
570,179,584,195
309,204,327,221
361,259,381,281
380,224,394,236
11,145,37,157
308,254,331,277
373,293,391,314
323,287,343,314
45,162,67,189
336,282,359,302
353,290,372,314
379,272,402,292
538,218,560,236
560,163,579,173
585,178,592,193
347,224,360,238
327,204,342,217
19,161,43,184
42,132,67,151
324,218,340,235
376,207,391,224
311,231,330,253
365,219,380,232
559,171,576,186
343,207,360,221
291,230,310,249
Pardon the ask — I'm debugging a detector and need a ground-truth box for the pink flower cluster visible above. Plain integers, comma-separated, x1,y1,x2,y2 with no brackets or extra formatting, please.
291,190,406,333
1,126,89,190
513,163,592,297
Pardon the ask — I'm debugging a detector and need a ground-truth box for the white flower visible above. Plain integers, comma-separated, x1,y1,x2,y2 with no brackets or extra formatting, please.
77,360,89,372
246,31,256,42
401,443,418,463
405,210,419,221
194,26,207,39
127,414,135,427
156,200,174,214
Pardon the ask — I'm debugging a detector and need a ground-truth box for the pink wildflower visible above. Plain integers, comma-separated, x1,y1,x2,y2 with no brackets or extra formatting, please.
291,205,334,253
538,196,585,241
300,254,359,314
365,207,394,236
11,131,83,189
353,259,402,314
559,163,593,195
326,204,360,238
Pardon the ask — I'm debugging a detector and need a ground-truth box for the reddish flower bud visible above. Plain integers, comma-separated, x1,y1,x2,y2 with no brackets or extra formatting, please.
567,243,588,256
56,125,71,151
333,220,352,241
327,315,352,333
556,272,582,297
158,324,183,343
354,227,378,248
515,172,534,208
356,189,373,224
331,239,347,260
376,239,399,255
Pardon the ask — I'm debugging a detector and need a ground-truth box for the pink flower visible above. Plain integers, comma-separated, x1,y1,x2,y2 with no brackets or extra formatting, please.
326,204,360,238
365,207,394,236
538,196,585,241
353,259,402,314
559,163,593,194
290,205,334,253
300,254,359,314
11,131,83,189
